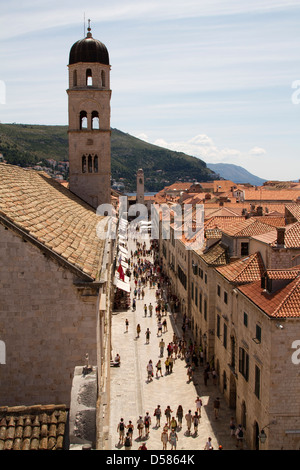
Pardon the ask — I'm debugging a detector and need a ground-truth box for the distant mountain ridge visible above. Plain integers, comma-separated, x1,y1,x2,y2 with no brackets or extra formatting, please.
0,124,215,192
0,123,266,191
207,163,266,186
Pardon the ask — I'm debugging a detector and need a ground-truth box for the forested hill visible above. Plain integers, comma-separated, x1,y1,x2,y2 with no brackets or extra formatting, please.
0,123,215,192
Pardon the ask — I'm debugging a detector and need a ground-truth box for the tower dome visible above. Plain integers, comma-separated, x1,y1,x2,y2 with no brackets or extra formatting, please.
69,23,109,66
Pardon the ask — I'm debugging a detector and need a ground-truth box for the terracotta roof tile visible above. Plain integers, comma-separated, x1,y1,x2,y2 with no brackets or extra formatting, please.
0,163,106,280
238,275,300,318
197,241,229,266
0,404,67,450
216,252,265,285
222,219,276,237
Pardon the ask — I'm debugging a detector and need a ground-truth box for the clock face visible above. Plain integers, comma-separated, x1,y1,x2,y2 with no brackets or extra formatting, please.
139,178,143,184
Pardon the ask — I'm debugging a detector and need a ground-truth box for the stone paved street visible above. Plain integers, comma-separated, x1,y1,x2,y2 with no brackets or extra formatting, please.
108,238,245,451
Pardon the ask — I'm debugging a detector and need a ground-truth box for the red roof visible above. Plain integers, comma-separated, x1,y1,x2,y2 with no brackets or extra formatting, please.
238,274,300,318
216,252,265,285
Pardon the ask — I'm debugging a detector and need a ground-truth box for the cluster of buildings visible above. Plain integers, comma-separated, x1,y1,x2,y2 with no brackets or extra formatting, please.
155,180,300,450
0,21,299,452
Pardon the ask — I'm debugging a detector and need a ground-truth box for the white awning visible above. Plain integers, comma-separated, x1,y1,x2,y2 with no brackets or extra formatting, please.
114,277,131,293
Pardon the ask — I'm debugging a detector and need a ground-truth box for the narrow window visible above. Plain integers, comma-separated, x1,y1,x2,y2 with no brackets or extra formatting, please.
244,312,248,327
94,155,98,173
224,291,228,304
101,70,105,87
216,315,220,338
255,365,261,399
217,285,221,297
256,325,262,343
80,111,88,130
223,323,227,349
82,156,87,173
73,70,77,87
92,111,99,129
86,68,93,86
88,154,93,173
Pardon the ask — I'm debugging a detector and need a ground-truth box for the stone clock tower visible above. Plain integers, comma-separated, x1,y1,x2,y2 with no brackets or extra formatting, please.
67,21,111,208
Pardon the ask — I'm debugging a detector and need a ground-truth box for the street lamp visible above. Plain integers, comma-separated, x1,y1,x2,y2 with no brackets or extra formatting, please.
258,429,267,444
258,420,276,446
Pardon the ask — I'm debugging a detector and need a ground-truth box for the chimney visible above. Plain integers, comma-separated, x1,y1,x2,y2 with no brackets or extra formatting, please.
277,227,285,247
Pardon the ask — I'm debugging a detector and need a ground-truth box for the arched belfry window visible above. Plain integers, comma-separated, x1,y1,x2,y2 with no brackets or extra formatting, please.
82,156,87,173
80,111,87,130
101,70,105,87
73,70,77,87
92,111,99,129
86,69,93,86
94,155,98,173
88,154,93,173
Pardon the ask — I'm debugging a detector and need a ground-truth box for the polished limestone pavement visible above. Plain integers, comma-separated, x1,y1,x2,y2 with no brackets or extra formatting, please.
107,239,244,451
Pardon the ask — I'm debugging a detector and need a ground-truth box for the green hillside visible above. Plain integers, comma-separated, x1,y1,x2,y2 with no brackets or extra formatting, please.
0,123,216,192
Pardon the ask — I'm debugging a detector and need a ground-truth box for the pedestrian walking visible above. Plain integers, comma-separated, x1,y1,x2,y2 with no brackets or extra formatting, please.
156,360,163,377
164,406,173,427
127,421,134,441
117,418,125,445
164,357,170,375
132,298,136,311
195,396,202,417
176,405,183,429
149,303,153,316
147,360,153,381
204,437,213,450
230,417,236,437
125,319,129,332
144,412,151,437
187,365,193,382
144,304,147,317
235,424,244,449
185,410,192,435
157,321,162,336
169,429,178,450
154,405,162,427
214,397,220,419
163,318,167,332
170,416,177,432
124,432,132,450
136,324,141,338
192,412,199,436
145,328,151,344
161,428,169,450
137,416,144,439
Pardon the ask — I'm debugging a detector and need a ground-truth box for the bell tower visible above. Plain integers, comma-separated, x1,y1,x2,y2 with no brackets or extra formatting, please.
136,168,145,205
67,21,111,208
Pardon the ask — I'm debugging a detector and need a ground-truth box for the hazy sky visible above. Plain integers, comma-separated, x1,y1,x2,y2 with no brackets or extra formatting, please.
1,0,300,180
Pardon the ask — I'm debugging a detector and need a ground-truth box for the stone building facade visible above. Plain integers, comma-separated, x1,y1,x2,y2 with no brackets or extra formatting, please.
0,163,113,410
157,199,300,449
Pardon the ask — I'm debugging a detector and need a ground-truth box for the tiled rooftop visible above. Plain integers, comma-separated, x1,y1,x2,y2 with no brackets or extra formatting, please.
222,219,277,238
285,203,300,221
252,222,300,249
197,241,229,266
216,252,265,285
0,404,67,450
238,275,300,318
0,163,106,280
